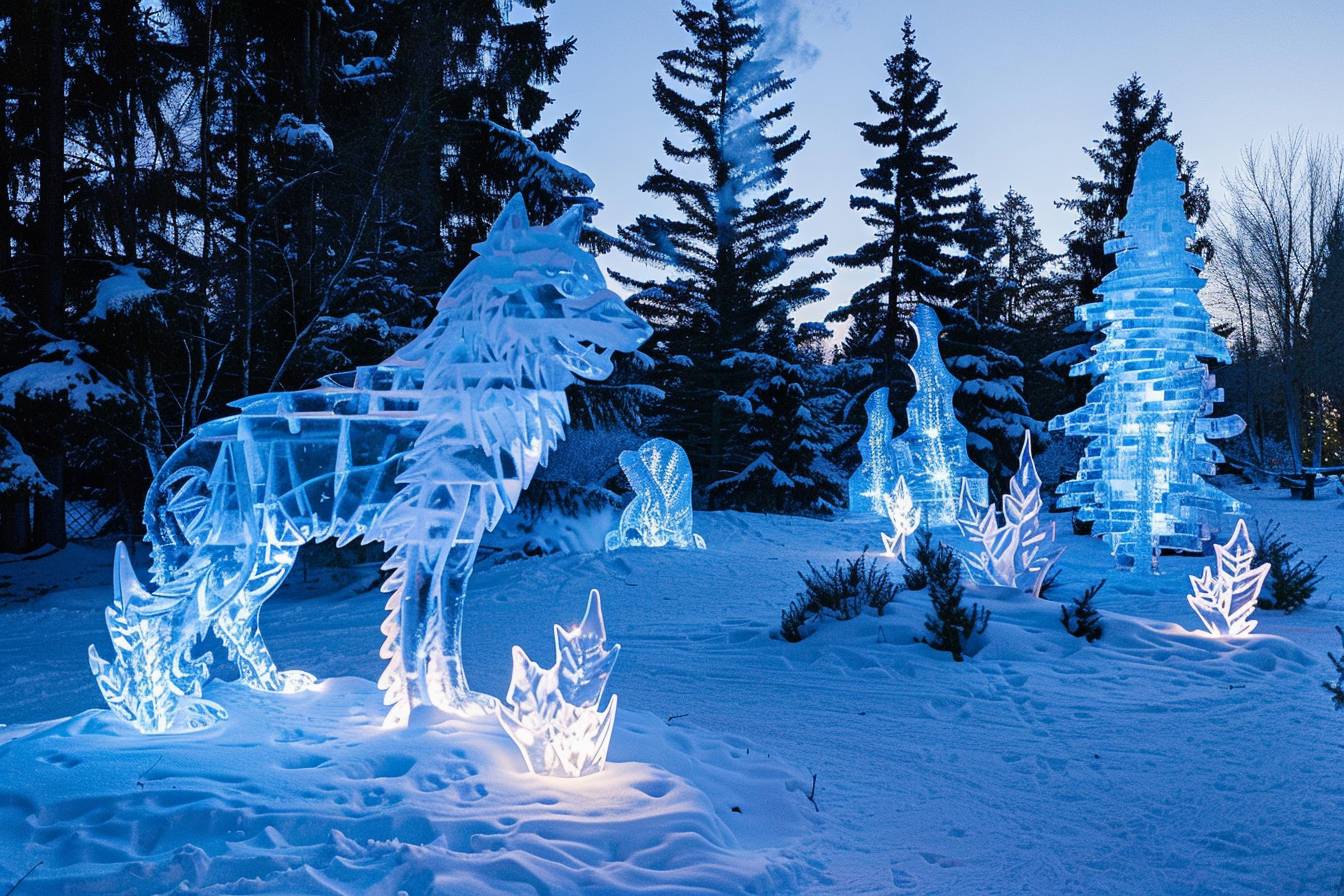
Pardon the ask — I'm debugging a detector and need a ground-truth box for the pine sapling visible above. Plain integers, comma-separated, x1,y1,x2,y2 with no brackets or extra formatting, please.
903,527,935,591
1254,522,1323,613
796,552,898,621
917,538,988,661
1061,580,1105,642
1326,626,1344,710
780,597,811,643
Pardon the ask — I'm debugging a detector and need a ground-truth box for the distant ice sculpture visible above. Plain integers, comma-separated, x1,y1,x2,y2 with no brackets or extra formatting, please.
880,475,921,561
893,304,988,526
955,431,1064,599
89,196,652,733
605,437,706,550
497,588,620,777
850,388,897,514
1050,140,1243,569
1186,519,1267,637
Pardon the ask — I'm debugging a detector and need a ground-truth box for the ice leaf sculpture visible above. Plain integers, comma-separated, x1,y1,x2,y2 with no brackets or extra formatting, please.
605,437,706,550
1049,141,1244,568
892,304,989,526
90,196,652,732
954,431,1064,598
1186,519,1268,638
880,475,921,562
497,589,620,777
850,388,897,514
88,543,226,733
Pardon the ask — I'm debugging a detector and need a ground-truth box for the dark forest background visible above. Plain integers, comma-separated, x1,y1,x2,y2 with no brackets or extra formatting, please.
1,0,1340,554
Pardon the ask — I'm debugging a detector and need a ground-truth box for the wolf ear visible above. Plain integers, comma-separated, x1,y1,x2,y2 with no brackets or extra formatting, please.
484,195,531,251
548,205,585,244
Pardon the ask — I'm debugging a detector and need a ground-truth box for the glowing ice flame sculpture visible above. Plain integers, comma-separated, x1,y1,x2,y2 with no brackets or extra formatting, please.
893,304,988,526
1186,519,1267,638
1049,141,1243,568
880,475,921,561
850,388,897,514
89,196,652,733
954,431,1064,598
605,437,706,550
497,588,619,777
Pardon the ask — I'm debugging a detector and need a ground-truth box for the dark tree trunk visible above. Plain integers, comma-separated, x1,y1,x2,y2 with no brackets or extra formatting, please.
33,0,66,549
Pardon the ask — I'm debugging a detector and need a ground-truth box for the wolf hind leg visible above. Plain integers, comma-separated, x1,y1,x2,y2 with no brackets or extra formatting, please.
212,541,314,693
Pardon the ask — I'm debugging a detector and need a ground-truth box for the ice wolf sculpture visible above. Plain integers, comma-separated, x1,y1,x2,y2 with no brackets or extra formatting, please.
89,197,653,733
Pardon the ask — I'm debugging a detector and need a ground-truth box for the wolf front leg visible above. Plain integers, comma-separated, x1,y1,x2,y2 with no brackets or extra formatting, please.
378,484,494,726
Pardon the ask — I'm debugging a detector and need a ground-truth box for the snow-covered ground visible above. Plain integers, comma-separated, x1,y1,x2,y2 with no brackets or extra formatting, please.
1,482,1342,894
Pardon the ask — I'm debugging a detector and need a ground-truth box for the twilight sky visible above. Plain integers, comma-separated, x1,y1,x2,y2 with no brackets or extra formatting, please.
543,0,1344,327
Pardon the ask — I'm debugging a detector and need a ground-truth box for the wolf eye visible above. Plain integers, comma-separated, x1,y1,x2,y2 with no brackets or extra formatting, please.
560,275,583,296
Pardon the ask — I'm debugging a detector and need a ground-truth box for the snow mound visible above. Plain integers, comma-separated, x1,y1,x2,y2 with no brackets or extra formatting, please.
0,678,817,895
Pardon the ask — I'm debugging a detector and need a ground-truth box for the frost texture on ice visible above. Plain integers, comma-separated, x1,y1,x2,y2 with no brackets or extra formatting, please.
1049,141,1243,567
497,588,620,777
89,196,652,733
880,474,921,561
955,431,1064,598
1185,519,1267,637
849,387,897,515
892,304,988,526
606,438,706,550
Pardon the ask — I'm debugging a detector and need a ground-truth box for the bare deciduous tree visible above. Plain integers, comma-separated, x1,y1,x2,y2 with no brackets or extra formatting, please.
1213,131,1344,471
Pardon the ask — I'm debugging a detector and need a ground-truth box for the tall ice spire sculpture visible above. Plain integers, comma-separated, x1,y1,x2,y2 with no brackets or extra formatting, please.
849,387,898,514
1049,141,1243,567
892,304,988,526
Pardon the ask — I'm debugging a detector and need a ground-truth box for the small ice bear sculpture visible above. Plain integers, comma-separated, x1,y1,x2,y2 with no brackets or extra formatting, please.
497,588,620,777
605,437,706,550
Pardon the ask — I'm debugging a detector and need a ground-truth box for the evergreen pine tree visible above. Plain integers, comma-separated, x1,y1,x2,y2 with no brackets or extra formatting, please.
826,17,972,385
1047,75,1210,401
991,187,1062,328
938,189,1044,491
615,0,832,502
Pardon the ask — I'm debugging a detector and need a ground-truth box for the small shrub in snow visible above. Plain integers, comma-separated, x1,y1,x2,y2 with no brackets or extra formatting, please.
1253,522,1323,613
797,552,897,621
917,539,988,662
902,527,935,591
780,598,810,643
1061,580,1105,642
1327,626,1344,710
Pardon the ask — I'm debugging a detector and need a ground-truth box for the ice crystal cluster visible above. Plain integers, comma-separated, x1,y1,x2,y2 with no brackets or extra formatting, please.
606,437,706,550
1050,141,1243,568
880,475,921,561
497,589,620,777
1186,519,1268,638
955,432,1064,599
892,304,988,526
89,197,651,733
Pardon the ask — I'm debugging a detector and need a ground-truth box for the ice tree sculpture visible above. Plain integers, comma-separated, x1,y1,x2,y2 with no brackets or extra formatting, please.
893,304,989,526
1050,141,1243,568
89,197,652,733
1186,519,1268,637
605,437,706,550
497,588,620,777
849,388,897,514
880,475,921,561
955,431,1064,598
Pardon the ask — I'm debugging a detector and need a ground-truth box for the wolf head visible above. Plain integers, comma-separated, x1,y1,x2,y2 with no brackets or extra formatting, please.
417,196,651,383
